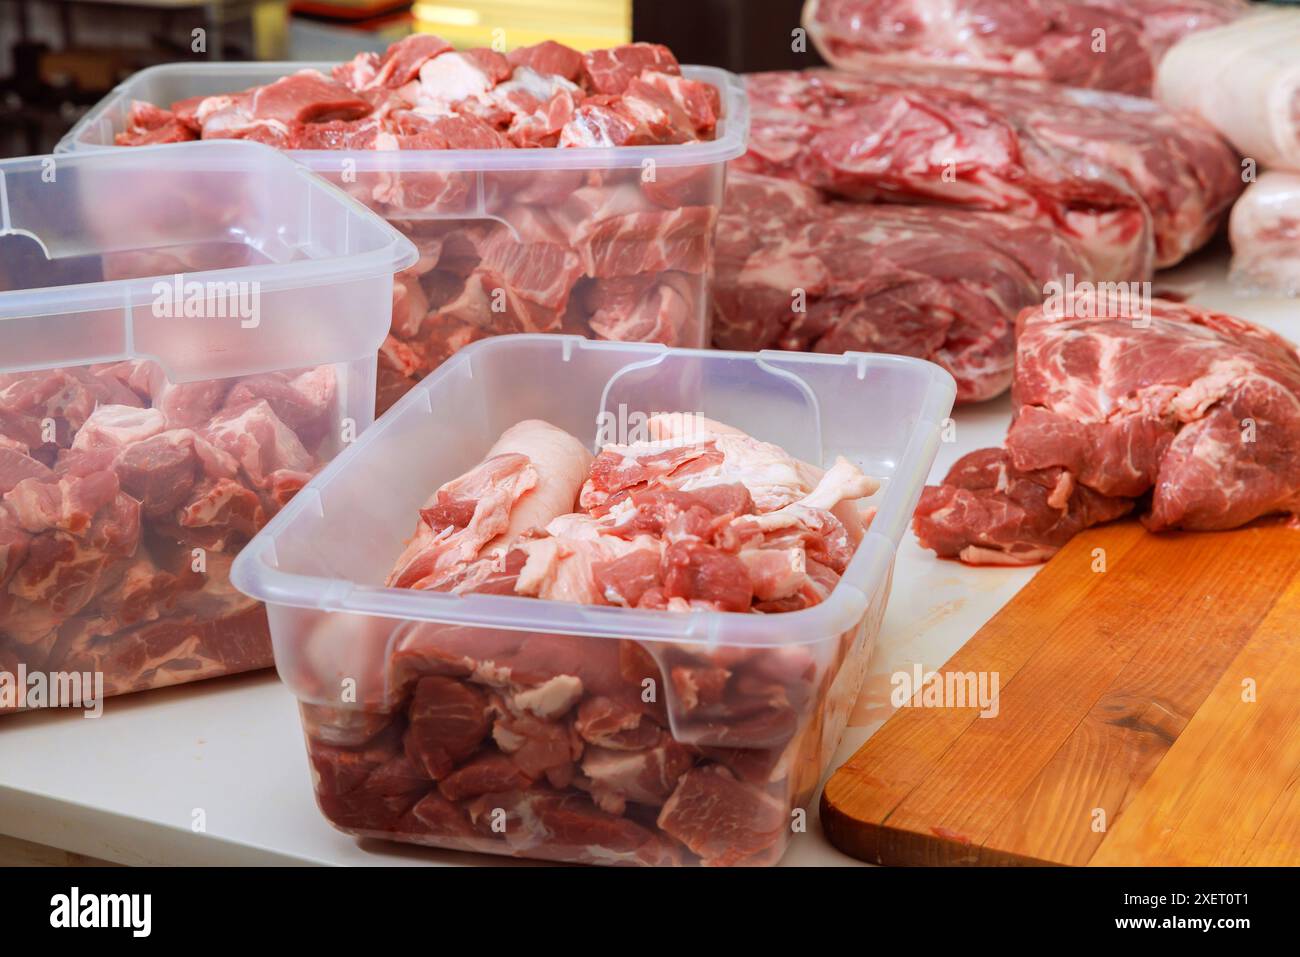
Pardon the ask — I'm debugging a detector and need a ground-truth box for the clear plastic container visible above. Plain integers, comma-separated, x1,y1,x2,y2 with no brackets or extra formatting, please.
0,140,416,708
59,61,750,413
230,334,955,866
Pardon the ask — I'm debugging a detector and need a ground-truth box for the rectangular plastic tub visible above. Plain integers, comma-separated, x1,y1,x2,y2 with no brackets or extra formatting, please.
230,335,955,866
59,61,750,413
0,140,415,708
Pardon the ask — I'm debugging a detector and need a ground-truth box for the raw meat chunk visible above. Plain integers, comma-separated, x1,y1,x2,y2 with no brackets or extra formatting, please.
714,169,1089,402
804,0,1247,95
581,43,681,95
657,765,788,866
114,102,197,146
508,41,585,83
740,67,1242,279
914,449,1134,565
386,419,593,592
915,294,1300,563
405,676,492,778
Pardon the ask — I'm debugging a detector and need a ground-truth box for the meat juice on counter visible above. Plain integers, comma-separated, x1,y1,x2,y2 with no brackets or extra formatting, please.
113,37,735,413
296,415,880,865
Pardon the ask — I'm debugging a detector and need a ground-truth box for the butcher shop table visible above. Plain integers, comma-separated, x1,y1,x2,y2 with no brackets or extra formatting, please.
0,250,1292,867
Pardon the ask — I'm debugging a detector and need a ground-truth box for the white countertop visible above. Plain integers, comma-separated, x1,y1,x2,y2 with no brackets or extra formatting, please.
1,249,1293,867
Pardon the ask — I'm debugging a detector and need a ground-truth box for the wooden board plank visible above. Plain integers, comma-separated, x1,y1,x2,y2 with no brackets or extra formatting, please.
821,519,1300,867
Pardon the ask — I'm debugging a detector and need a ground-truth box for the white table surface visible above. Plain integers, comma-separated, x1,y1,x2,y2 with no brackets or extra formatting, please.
1,249,1293,867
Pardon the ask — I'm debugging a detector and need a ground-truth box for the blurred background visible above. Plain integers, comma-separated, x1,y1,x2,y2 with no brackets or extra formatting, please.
0,0,824,155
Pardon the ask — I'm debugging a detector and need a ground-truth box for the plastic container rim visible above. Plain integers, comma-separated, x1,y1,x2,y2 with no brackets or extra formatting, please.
0,140,419,328
57,63,751,170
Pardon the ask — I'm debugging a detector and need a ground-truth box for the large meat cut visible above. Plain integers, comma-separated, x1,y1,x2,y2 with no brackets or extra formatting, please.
740,67,1243,280
1230,171,1300,297
299,415,878,865
713,169,1088,402
0,361,337,703
115,36,732,413
915,293,1300,564
803,0,1247,95
1156,8,1300,172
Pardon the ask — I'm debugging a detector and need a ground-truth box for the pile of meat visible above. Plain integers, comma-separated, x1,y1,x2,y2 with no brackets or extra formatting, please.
0,360,337,701
713,169,1088,402
914,293,1300,565
301,415,879,865
115,35,729,412
802,0,1247,95
739,67,1243,283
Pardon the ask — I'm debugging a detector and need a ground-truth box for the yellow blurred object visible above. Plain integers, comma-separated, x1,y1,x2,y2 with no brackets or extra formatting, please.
411,0,630,51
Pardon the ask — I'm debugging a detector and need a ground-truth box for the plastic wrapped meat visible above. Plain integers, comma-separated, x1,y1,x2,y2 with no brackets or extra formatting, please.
740,68,1242,280
298,415,880,865
1156,8,1300,172
113,36,732,413
803,0,1247,95
915,293,1300,564
1230,172,1300,297
0,361,339,702
713,169,1089,403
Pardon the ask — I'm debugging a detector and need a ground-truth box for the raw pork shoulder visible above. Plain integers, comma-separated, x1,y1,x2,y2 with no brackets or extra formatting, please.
915,294,1300,564
740,68,1242,279
803,0,1247,95
713,169,1088,402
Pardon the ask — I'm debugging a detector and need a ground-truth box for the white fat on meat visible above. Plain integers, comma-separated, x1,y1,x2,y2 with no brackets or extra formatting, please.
644,412,875,541
392,414,880,613
409,53,500,116
71,406,166,453
483,419,593,551
515,514,663,605
386,419,590,590
509,674,584,720
493,66,580,104
587,427,814,513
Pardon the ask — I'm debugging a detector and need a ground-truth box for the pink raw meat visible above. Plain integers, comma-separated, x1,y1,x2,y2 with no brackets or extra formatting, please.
713,169,1089,402
915,295,1300,564
803,0,1247,95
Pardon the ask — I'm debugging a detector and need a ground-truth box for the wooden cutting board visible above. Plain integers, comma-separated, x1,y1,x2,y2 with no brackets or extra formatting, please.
821,519,1300,866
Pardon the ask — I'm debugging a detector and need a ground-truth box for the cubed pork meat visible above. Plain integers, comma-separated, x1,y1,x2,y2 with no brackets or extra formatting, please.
114,35,726,413
0,361,338,704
